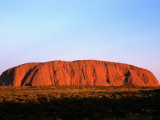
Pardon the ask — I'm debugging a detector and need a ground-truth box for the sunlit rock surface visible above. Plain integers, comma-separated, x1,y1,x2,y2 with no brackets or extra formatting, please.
0,60,159,86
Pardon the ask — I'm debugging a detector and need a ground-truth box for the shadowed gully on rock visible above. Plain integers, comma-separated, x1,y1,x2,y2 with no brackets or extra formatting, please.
0,60,159,86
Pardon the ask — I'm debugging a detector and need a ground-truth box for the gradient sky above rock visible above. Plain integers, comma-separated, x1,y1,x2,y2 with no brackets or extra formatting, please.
0,0,160,82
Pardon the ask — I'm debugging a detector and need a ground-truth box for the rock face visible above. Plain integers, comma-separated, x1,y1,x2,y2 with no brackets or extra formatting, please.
0,60,159,86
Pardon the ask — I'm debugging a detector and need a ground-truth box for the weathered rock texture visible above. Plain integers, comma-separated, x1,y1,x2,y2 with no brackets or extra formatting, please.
0,60,159,86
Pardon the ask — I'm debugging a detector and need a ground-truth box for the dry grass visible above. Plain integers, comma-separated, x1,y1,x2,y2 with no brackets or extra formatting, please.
0,85,159,103
0,85,159,120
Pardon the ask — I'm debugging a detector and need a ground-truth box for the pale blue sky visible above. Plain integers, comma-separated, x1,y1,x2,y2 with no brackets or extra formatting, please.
0,0,160,82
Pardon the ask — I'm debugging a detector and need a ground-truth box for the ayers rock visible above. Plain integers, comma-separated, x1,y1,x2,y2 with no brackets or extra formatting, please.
0,60,159,86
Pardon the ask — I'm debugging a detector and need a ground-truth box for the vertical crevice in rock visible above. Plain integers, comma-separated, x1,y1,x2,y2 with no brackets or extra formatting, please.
21,67,37,86
92,68,97,86
25,69,39,86
123,71,131,86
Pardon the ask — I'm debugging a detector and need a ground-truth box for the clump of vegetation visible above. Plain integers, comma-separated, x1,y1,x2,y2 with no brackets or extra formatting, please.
0,85,159,120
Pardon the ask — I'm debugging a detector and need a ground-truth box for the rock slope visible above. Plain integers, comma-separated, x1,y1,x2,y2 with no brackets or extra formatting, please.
0,60,159,86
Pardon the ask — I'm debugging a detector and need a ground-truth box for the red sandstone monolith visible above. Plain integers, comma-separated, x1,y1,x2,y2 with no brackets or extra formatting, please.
0,60,159,86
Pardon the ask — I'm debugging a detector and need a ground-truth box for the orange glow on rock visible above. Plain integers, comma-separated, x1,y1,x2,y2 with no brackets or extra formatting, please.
0,60,159,86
